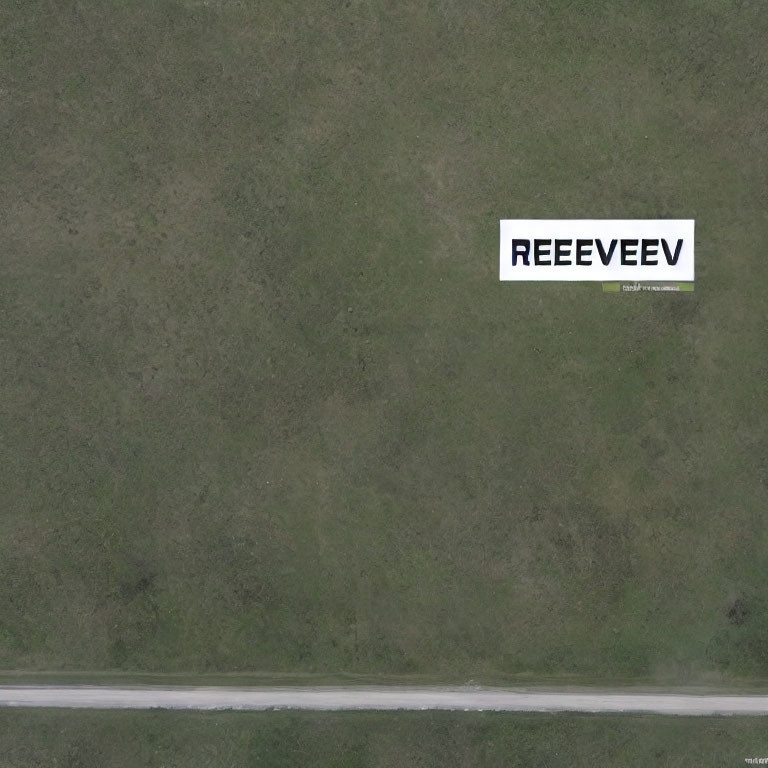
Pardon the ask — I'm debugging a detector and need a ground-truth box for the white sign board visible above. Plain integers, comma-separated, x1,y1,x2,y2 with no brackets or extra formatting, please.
499,219,695,282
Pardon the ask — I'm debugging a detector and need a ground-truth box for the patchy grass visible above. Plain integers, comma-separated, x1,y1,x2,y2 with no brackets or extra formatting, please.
1,0,767,681
2,709,768,767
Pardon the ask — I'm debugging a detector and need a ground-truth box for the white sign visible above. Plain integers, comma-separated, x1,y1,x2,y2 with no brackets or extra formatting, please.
499,219,695,281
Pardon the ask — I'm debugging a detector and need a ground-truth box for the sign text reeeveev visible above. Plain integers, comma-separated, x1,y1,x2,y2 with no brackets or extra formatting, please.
500,220,695,282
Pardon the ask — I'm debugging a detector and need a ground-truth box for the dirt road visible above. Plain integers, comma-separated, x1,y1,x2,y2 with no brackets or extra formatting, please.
1,686,767,715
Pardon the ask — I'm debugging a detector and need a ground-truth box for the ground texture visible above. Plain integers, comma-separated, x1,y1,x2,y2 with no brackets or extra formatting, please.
1,710,768,767
2,0,767,681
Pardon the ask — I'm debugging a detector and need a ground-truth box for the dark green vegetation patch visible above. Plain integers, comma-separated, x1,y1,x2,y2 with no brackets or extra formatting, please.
1,0,767,679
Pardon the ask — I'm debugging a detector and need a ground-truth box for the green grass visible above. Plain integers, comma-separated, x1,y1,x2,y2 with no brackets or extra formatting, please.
1,0,767,682
2,710,768,768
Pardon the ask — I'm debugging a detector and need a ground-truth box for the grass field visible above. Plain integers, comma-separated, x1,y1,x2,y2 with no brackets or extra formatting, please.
2,0,768,682
1,710,768,767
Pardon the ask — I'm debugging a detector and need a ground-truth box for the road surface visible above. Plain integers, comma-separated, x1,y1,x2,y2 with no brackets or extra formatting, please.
1,686,767,715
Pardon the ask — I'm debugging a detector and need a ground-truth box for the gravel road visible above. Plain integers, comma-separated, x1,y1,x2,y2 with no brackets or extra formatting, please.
1,686,767,715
